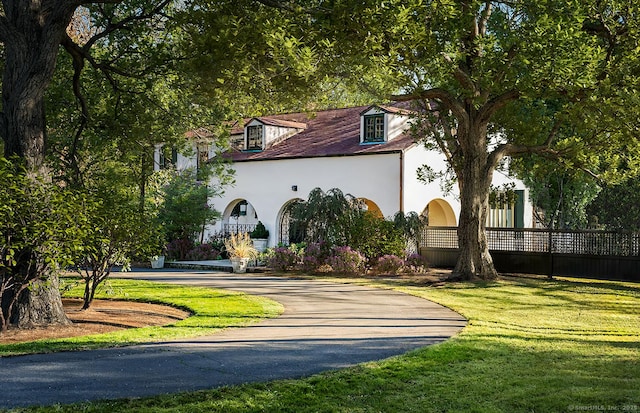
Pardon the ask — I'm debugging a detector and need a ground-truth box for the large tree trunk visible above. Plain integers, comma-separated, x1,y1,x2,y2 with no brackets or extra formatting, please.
13,276,71,328
452,124,499,281
0,1,78,328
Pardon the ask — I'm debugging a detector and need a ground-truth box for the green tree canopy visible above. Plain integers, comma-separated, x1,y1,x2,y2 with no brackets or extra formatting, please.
587,177,640,231
260,0,640,279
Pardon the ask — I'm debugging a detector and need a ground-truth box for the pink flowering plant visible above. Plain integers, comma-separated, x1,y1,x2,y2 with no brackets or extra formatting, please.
265,246,301,271
327,246,366,275
300,241,330,272
373,254,405,275
404,253,429,274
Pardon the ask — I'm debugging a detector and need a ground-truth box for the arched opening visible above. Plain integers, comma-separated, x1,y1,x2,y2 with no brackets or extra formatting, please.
277,198,304,245
425,199,457,226
222,199,259,234
359,198,383,218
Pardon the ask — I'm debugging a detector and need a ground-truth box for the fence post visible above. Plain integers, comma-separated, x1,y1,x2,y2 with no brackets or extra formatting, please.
548,229,554,279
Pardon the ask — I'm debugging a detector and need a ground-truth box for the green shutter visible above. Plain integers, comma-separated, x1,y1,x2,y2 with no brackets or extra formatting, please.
515,190,525,228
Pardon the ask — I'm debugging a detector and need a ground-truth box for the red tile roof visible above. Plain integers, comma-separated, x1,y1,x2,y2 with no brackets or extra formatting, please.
226,104,417,162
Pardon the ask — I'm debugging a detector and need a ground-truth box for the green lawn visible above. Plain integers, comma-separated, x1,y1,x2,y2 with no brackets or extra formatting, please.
10,275,640,413
0,278,283,357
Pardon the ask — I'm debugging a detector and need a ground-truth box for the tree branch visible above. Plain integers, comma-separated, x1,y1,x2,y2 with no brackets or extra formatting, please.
442,53,478,96
478,2,492,37
82,0,173,51
477,89,520,125
392,89,468,128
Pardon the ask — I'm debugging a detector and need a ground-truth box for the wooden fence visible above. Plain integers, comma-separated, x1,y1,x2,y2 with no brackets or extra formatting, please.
419,227,640,281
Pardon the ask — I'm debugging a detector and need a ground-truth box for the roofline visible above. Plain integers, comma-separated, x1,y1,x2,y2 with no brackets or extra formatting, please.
228,143,417,163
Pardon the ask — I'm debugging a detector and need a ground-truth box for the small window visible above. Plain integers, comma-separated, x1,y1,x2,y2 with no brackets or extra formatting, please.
159,147,178,170
246,125,263,150
363,114,385,143
231,134,244,151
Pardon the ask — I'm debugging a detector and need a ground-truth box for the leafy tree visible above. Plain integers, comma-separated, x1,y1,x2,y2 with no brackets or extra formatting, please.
0,158,86,331
276,0,640,279
513,156,601,229
290,188,364,247
587,177,640,231
75,185,164,310
154,168,222,244
0,0,286,328
393,212,429,254
0,0,190,328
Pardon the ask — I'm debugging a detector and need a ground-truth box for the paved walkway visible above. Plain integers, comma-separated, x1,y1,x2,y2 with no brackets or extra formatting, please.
0,270,466,409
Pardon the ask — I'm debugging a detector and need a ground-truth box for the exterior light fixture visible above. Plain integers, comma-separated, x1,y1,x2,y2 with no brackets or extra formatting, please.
291,185,298,191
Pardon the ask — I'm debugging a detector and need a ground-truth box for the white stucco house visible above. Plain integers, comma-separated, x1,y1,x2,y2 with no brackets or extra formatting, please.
154,103,533,247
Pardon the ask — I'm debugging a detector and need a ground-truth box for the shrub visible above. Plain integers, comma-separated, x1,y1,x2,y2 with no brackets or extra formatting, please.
374,254,405,275
165,238,195,261
404,253,429,273
185,243,220,261
300,242,330,272
250,221,270,239
265,246,300,271
205,234,227,258
153,168,220,242
348,212,406,263
327,246,366,275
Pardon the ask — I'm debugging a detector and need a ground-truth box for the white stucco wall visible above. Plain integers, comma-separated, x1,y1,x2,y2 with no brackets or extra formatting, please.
207,154,403,245
153,143,201,172
402,144,461,220
205,147,534,245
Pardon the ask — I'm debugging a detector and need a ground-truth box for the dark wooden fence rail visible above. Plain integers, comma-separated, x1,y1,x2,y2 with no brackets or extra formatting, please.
419,227,640,281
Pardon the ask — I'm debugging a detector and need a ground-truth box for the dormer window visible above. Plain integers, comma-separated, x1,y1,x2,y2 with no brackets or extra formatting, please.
246,125,263,150
363,114,385,143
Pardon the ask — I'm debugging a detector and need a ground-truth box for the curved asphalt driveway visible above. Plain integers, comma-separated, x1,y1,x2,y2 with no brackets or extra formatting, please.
0,270,466,409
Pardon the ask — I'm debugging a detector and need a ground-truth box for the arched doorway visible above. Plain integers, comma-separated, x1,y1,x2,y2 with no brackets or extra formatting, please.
425,199,456,226
277,199,304,245
223,199,259,234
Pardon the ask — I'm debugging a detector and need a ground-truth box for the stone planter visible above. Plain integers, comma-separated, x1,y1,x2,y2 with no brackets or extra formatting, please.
252,238,268,253
230,257,250,273
150,255,165,269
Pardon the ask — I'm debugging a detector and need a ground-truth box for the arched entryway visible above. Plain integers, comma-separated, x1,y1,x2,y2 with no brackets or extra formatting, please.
425,199,457,226
222,199,260,234
359,198,383,218
277,198,304,245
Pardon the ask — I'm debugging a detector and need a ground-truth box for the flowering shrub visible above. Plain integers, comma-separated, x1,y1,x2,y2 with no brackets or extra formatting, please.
374,254,405,275
300,242,330,272
327,246,366,275
265,246,300,271
185,243,220,261
405,253,429,273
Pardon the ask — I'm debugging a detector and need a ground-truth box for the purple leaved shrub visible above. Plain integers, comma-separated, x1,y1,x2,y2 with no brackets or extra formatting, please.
374,254,405,275
327,246,366,275
266,247,300,271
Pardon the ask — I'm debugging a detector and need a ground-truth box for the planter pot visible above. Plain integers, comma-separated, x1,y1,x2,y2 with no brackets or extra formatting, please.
230,257,250,273
150,255,165,269
252,238,268,253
